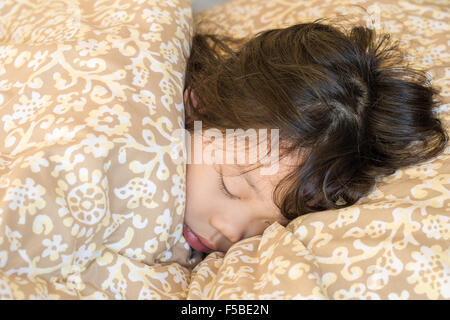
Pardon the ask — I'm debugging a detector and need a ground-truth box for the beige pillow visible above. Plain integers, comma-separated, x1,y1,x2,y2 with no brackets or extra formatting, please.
188,0,449,299
0,0,196,299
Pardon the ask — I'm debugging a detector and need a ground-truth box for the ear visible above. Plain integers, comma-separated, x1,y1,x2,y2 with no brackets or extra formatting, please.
184,87,200,108
183,87,201,121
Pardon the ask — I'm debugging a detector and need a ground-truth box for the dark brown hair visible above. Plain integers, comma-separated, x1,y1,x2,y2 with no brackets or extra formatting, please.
184,19,448,220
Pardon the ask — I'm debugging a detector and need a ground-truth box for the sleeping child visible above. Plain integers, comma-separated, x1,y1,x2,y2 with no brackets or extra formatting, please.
180,20,448,254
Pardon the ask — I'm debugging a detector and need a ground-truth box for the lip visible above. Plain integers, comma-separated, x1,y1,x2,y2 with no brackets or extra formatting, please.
183,224,215,253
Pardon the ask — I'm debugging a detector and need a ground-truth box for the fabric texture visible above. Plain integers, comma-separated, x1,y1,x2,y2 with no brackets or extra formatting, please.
0,0,448,300
187,0,450,300
0,0,197,299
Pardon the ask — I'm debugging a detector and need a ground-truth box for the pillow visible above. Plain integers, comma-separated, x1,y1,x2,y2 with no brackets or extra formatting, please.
188,0,449,299
0,0,195,299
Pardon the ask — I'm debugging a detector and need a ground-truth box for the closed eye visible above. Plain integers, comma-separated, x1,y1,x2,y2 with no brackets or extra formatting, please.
217,169,240,200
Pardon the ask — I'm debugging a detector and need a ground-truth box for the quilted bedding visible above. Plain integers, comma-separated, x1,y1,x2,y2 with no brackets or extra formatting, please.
0,0,449,300
0,0,196,299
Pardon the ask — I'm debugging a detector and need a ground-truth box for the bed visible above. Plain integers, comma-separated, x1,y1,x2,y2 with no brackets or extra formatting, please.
0,0,448,299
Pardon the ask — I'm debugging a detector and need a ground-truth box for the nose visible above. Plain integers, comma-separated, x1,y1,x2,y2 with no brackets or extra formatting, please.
209,214,246,244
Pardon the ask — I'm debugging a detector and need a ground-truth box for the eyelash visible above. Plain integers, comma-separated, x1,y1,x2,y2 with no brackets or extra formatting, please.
218,172,239,200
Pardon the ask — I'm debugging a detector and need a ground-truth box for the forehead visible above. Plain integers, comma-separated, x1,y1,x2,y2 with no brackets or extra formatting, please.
203,128,298,164
217,141,300,224
241,152,299,188
223,151,299,201
200,127,302,197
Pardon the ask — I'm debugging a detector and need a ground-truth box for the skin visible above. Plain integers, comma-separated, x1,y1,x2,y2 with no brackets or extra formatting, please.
183,90,296,253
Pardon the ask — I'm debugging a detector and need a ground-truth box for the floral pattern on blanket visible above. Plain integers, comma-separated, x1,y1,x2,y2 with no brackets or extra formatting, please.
0,0,197,299
0,0,448,300
188,0,449,300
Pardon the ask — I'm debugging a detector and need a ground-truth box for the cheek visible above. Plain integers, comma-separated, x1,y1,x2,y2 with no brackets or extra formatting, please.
184,165,220,224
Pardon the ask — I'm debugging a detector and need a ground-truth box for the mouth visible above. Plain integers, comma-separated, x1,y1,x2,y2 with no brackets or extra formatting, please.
183,224,215,253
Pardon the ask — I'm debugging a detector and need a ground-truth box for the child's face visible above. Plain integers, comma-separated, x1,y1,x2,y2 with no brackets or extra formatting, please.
183,134,293,254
